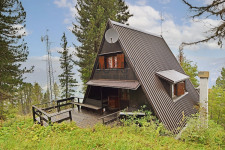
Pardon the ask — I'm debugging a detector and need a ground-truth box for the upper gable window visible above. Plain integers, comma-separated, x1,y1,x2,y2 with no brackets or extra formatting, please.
98,53,124,69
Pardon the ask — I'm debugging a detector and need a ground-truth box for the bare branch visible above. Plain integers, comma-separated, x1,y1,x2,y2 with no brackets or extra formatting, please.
182,0,225,48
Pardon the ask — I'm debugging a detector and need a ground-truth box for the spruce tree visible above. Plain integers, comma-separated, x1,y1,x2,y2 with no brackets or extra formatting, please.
32,82,43,104
0,0,32,95
181,58,199,87
53,82,60,100
72,0,132,89
58,32,77,98
216,67,225,89
0,0,32,119
178,49,199,87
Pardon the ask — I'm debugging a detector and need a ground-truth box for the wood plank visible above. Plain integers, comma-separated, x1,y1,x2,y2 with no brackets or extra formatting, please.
71,102,101,110
48,109,73,117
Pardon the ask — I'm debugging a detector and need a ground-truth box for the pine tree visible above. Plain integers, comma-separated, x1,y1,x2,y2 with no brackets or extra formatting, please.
0,0,33,119
216,67,225,89
53,82,60,100
43,89,50,104
32,82,43,104
0,0,33,95
58,32,77,98
208,86,225,127
178,49,199,87
72,0,132,89
181,58,199,87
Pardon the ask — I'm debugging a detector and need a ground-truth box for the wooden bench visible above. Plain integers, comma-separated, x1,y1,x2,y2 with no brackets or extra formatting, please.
32,105,73,126
72,98,102,111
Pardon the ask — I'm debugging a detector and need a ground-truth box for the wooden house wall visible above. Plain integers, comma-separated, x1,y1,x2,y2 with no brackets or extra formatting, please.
92,36,137,80
93,68,136,80
129,87,150,109
100,41,122,54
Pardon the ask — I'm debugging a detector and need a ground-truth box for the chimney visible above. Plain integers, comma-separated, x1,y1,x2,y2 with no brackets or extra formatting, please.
198,71,209,126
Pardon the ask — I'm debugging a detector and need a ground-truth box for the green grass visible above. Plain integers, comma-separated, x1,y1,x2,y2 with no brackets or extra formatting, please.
0,116,224,150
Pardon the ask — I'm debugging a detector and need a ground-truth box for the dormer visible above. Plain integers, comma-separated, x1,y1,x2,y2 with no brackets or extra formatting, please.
156,70,189,102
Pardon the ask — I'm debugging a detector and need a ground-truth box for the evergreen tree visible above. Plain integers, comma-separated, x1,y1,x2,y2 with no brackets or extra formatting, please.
0,0,33,95
58,32,77,98
216,67,225,89
181,58,199,87
72,0,132,89
178,50,199,87
43,89,50,104
208,86,225,127
32,82,43,104
53,82,60,100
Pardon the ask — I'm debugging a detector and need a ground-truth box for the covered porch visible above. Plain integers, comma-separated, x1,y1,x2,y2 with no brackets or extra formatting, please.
84,79,140,112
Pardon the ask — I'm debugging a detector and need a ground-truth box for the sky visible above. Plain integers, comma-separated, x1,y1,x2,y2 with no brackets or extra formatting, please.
20,0,225,95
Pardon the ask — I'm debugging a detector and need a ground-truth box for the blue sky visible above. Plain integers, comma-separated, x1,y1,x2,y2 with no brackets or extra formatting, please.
21,0,225,93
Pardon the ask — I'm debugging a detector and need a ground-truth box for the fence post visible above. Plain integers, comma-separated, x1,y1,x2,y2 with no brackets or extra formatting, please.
40,113,43,126
69,111,72,122
72,98,74,108
57,101,60,112
32,106,36,123
78,98,80,111
48,117,52,126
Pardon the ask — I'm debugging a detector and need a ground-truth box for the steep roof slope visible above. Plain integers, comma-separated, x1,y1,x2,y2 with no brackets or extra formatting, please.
110,20,199,131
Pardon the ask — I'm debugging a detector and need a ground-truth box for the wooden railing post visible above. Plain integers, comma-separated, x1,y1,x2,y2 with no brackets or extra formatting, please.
72,98,74,108
40,113,43,126
69,111,72,122
48,117,52,126
32,106,36,123
78,98,80,111
57,101,60,112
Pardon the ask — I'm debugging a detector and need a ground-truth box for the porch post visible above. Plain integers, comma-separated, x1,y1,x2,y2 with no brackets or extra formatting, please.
101,87,103,114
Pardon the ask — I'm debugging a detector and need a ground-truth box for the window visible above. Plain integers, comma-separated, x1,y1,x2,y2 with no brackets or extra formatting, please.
99,56,105,69
156,70,189,101
98,53,124,69
172,81,185,98
107,56,117,68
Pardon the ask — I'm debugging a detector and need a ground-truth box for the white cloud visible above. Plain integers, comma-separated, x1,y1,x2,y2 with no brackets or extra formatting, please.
136,0,147,5
127,4,222,50
127,3,224,87
13,24,31,36
23,53,82,95
158,0,171,4
202,0,212,5
54,0,77,25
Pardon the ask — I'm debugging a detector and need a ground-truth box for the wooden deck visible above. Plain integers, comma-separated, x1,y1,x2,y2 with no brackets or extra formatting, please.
42,107,119,128
32,97,122,128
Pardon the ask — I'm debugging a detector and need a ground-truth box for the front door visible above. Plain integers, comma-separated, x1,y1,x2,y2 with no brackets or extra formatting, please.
119,89,130,109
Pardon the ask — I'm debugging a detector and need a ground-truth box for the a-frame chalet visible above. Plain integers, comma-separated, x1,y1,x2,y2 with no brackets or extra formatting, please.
81,19,199,132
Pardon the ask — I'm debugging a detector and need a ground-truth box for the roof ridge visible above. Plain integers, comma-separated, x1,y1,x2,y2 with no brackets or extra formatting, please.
110,19,162,38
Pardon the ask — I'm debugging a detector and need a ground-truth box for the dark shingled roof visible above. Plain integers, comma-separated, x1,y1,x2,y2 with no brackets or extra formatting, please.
109,20,199,132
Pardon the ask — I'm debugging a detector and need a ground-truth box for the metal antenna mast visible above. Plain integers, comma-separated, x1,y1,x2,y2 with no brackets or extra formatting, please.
160,11,164,36
41,30,54,102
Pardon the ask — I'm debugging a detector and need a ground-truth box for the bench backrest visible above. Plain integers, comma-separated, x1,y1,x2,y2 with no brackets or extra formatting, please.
84,98,102,107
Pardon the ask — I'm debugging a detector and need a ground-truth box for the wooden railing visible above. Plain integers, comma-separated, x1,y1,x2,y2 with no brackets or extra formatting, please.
32,97,83,126
98,110,121,125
